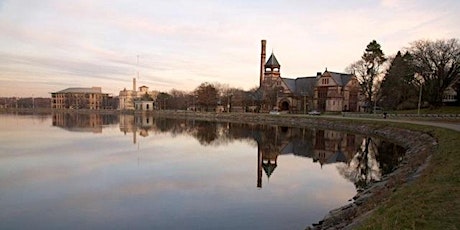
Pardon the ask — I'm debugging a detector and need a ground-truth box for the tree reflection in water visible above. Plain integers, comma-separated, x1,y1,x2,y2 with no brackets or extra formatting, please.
337,137,406,190
51,113,406,188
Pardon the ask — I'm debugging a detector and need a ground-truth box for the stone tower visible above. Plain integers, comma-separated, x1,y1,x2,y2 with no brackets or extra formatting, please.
263,52,281,85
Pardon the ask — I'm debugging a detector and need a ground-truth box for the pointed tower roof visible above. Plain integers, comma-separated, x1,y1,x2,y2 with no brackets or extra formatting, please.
262,162,277,178
265,53,280,68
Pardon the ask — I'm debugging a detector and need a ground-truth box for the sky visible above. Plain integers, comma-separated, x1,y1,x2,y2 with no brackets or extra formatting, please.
0,0,459,97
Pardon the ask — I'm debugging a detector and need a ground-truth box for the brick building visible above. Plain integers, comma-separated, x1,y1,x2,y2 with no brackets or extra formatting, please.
258,40,363,113
51,87,110,109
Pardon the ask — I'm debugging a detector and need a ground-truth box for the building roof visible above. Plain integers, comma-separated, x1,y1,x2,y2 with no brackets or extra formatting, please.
266,70,354,97
281,76,317,97
265,53,280,68
282,78,296,92
294,77,318,96
327,71,354,86
55,87,103,94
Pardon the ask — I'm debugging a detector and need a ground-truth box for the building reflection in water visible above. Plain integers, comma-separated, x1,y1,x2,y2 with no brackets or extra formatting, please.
119,114,156,144
52,112,118,133
255,127,360,188
52,113,405,190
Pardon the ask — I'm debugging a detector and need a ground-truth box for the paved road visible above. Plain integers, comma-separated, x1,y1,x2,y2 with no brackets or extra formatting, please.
322,115,460,132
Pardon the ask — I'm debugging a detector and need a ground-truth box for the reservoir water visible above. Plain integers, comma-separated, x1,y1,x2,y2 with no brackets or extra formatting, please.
0,113,404,229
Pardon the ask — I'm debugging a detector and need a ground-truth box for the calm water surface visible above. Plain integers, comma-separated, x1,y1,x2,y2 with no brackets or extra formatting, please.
0,113,404,229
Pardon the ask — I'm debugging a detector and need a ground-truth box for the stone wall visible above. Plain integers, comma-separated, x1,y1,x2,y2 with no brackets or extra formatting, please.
343,112,460,120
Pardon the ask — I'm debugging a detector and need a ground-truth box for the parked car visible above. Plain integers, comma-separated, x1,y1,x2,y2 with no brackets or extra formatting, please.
308,110,321,115
269,110,280,115
373,106,383,114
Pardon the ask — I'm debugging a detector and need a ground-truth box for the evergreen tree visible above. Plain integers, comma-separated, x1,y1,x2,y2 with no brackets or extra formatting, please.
380,51,417,110
347,40,387,112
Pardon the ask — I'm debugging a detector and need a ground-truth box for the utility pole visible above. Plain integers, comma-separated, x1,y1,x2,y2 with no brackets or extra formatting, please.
137,55,139,80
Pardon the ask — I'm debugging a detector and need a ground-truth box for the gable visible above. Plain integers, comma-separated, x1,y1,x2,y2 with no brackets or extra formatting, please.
344,76,359,89
317,73,337,87
279,78,295,94
319,71,354,87
281,78,296,93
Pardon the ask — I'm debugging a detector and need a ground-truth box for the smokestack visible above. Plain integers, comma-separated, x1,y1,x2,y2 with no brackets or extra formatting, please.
257,144,262,188
133,78,136,91
260,40,266,87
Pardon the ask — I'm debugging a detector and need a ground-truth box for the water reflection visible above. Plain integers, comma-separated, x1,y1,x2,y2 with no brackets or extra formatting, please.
0,113,407,229
337,137,405,190
52,113,118,133
52,113,406,189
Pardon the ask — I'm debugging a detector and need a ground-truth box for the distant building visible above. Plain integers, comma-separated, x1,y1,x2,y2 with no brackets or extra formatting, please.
443,77,459,104
51,87,109,109
119,78,158,110
0,97,51,109
258,40,363,113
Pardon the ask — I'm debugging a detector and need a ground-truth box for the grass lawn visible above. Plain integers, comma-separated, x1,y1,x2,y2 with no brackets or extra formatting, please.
357,124,460,229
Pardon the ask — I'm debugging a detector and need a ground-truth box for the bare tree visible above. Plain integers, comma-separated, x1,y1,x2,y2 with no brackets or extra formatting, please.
194,82,218,112
409,39,460,108
246,86,263,112
168,89,188,110
156,92,171,110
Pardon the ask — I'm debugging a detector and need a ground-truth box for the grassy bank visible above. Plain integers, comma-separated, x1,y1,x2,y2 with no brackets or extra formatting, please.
357,123,460,229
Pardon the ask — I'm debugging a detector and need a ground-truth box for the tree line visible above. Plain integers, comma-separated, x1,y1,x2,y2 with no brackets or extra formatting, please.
154,82,266,112
347,38,460,111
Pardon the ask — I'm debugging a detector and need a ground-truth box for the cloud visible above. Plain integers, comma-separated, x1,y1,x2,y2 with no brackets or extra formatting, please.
0,0,459,97
380,0,401,8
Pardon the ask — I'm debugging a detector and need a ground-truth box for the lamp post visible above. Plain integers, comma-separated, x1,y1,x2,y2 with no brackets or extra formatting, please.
416,73,423,116
418,83,422,116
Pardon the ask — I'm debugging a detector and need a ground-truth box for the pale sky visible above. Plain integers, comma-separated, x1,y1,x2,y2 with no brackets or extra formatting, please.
1,0,459,97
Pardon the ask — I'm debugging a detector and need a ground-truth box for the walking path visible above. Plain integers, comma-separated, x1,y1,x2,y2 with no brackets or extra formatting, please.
323,115,460,132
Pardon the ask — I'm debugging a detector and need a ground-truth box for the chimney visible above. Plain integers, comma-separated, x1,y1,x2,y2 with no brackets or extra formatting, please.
133,78,136,91
317,72,322,77
260,40,266,86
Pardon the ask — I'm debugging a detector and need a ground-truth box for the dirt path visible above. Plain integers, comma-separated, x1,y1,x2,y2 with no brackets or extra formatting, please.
323,115,460,132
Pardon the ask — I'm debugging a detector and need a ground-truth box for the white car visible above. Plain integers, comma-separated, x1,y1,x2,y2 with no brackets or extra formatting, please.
308,110,321,115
